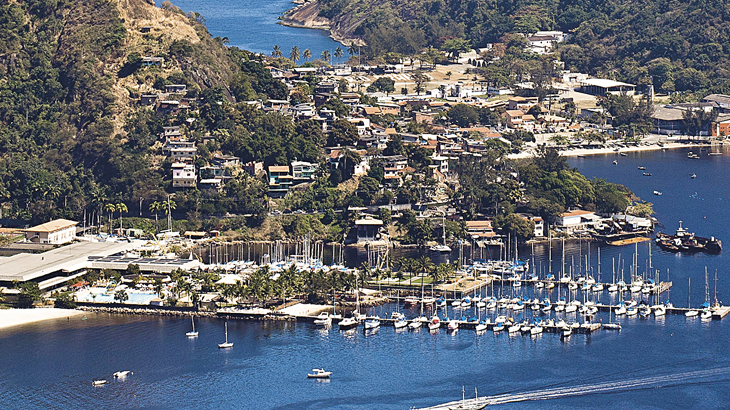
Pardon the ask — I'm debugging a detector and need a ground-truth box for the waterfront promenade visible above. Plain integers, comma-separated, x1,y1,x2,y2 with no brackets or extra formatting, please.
0,308,85,330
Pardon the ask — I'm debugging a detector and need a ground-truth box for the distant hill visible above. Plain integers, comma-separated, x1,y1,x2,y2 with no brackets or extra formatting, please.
0,0,252,223
314,0,730,92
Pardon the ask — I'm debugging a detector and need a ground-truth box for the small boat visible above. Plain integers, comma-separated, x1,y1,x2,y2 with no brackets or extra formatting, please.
186,316,199,337
561,327,572,338
626,307,638,317
475,320,488,332
408,320,422,330
508,324,521,334
218,322,233,348
685,309,699,318
691,173,697,179
314,312,332,326
700,309,712,321
338,316,358,330
429,244,452,253
653,305,666,317
603,323,622,330
404,296,419,306
113,371,132,378
447,319,459,332
92,379,108,386
620,152,627,156
530,325,543,335
642,173,652,176
653,191,662,196
428,316,441,331
612,160,618,165
394,317,409,329
364,317,381,329
391,311,405,320
492,323,505,333
638,166,646,170
307,368,332,379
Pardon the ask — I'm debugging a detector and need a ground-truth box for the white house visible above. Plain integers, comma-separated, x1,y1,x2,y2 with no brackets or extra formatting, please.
24,219,78,244
172,162,197,188
557,210,597,233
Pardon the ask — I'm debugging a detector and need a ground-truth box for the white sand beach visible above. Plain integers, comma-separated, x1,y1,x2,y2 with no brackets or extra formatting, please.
0,308,85,330
508,141,713,160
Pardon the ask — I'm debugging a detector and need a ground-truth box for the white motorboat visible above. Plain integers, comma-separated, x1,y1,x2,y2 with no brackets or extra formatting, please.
394,317,409,329
404,296,419,306
113,370,132,378
592,283,604,292
186,316,199,337
364,317,381,329
314,312,332,326
447,320,459,331
565,304,577,313
429,244,452,253
508,324,521,334
391,311,405,320
626,307,638,316
428,316,441,331
492,323,505,333
603,323,622,330
685,309,699,318
700,309,712,321
608,284,618,292
653,305,666,317
408,320,422,330
92,380,108,386
307,368,332,379
338,316,358,330
534,281,545,289
218,322,233,348
530,325,543,335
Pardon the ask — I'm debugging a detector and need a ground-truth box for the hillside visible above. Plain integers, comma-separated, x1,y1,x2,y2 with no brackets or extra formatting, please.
0,0,245,223
314,0,730,92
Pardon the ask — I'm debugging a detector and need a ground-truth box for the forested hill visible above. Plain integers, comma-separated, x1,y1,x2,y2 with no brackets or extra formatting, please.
0,0,273,223
320,0,730,91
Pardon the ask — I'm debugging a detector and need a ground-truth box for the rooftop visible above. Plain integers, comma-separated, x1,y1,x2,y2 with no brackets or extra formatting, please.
581,78,635,88
25,219,78,233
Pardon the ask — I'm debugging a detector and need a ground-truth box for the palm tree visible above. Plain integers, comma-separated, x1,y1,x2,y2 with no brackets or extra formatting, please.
334,46,343,61
165,198,177,231
114,289,129,304
116,202,128,232
272,44,282,58
149,201,165,233
290,46,300,64
303,48,311,61
321,50,330,64
103,203,116,233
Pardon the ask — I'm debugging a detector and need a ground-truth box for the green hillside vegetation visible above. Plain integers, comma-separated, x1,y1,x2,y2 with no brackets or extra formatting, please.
320,0,730,93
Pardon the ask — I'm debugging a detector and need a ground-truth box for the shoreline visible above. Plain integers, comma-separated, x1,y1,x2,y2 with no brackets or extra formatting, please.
508,141,723,160
0,308,85,330
278,0,357,47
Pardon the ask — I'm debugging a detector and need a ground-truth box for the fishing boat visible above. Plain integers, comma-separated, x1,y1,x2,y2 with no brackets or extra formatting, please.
307,368,332,379
656,221,722,254
364,316,381,330
218,322,233,348
186,316,199,337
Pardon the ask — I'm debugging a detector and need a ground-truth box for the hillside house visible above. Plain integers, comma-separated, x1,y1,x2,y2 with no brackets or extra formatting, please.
268,165,293,197
172,163,197,189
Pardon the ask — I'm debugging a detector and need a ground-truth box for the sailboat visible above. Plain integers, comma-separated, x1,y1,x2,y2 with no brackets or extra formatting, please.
685,277,699,317
430,212,452,253
701,267,713,320
186,315,199,337
218,322,233,348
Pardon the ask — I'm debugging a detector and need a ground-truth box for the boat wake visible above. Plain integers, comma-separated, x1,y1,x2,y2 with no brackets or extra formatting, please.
422,366,730,408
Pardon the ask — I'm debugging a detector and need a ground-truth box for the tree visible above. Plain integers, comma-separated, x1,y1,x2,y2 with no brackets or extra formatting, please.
303,49,311,61
154,278,164,299
116,202,128,231
328,119,359,146
370,77,395,95
440,38,471,60
103,203,116,233
321,50,331,64
411,71,428,95
498,214,535,241
114,289,129,304
290,46,300,64
149,201,165,232
447,104,479,127
272,45,283,58
334,47,343,60
17,282,41,308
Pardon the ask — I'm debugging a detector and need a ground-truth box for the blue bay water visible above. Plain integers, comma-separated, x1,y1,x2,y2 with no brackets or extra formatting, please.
158,0,344,59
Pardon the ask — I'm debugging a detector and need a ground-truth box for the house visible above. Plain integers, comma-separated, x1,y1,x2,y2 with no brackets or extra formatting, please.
165,84,187,94
507,96,538,111
291,161,319,182
141,56,164,67
24,219,78,244
164,138,196,160
579,79,635,96
355,217,383,244
557,210,597,233
268,165,293,197
465,220,496,239
712,113,730,137
505,110,535,130
140,94,158,106
172,162,196,189
702,94,730,113
519,214,544,237
243,161,264,176
431,154,449,174
651,105,686,135
211,155,240,167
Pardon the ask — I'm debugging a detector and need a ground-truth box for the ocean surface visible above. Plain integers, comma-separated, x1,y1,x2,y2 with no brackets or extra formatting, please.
157,0,344,59
2,148,730,409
